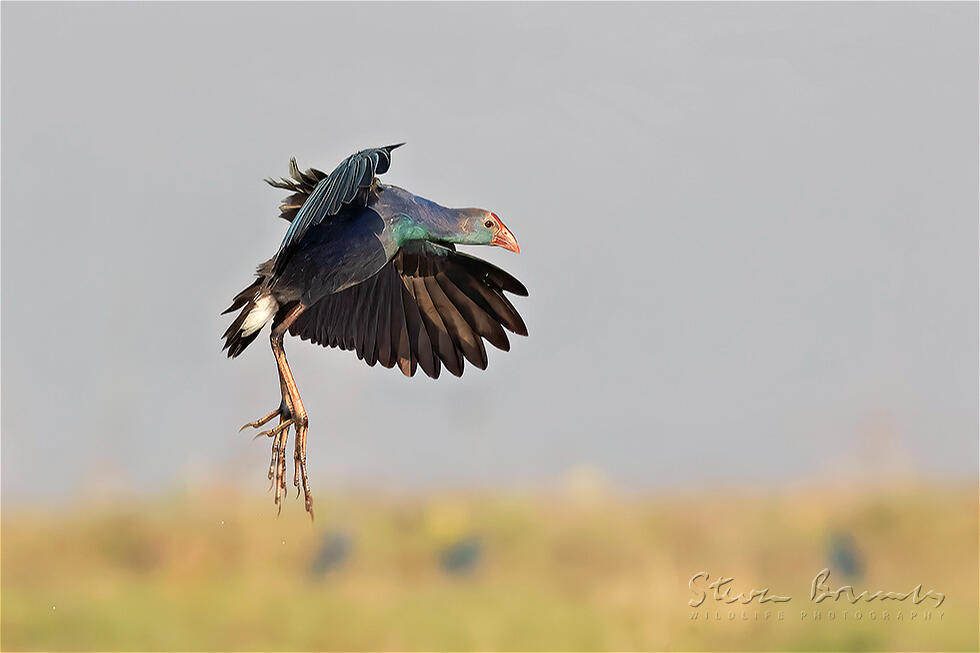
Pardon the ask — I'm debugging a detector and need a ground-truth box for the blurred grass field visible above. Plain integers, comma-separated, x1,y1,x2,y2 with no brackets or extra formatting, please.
2,481,976,651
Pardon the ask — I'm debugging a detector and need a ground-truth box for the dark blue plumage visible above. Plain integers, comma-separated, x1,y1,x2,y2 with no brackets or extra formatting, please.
274,144,403,274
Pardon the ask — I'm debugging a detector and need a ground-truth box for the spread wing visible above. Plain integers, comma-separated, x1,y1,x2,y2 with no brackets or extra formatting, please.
269,144,404,273
288,241,529,379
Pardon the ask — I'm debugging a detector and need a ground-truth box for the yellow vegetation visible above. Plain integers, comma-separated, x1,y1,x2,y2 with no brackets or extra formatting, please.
2,483,976,650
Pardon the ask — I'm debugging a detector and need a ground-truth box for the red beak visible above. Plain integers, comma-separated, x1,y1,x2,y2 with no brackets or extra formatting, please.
490,217,521,253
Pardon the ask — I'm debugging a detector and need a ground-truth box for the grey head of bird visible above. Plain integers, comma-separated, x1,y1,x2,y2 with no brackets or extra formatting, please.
446,207,521,252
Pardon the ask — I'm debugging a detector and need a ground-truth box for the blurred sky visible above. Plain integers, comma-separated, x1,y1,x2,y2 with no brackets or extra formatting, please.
2,2,977,504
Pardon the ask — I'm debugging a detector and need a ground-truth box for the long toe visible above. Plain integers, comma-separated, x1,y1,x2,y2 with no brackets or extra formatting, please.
239,408,281,431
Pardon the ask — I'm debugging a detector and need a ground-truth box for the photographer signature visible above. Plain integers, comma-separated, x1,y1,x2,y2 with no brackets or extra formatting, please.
810,568,944,608
689,569,945,608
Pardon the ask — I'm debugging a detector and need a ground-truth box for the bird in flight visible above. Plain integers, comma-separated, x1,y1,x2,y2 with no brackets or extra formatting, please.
222,145,528,517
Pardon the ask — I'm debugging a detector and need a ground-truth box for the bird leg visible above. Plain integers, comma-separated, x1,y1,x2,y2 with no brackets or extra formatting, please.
271,309,313,518
239,302,314,518
242,378,294,503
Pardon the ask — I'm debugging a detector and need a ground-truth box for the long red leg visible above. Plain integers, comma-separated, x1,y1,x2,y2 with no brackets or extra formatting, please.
270,304,314,518
238,302,313,518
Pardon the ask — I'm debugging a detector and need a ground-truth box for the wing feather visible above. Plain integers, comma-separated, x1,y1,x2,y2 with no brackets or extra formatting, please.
390,272,415,376
424,274,484,370
287,242,527,378
413,276,462,377
361,273,382,366
401,276,438,378
376,267,394,368
271,144,404,273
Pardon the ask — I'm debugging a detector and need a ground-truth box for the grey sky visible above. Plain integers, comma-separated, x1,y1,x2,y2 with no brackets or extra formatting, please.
2,2,977,503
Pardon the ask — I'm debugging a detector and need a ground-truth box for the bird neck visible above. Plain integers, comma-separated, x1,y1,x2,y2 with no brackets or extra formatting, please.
390,210,479,248
390,217,436,246
379,187,486,247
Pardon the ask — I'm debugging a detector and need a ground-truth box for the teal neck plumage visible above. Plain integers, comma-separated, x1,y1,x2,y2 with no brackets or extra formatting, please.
390,216,442,246
389,213,490,247
377,186,493,249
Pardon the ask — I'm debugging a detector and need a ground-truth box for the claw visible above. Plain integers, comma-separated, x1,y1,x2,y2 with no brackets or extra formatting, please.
240,408,280,432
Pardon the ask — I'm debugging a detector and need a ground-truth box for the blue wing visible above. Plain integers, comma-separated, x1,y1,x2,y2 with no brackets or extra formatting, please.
273,143,403,272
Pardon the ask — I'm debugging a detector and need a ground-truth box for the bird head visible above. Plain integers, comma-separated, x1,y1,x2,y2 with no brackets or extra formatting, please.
459,209,520,253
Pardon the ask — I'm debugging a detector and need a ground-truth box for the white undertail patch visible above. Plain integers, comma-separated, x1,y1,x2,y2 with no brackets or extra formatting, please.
241,293,278,337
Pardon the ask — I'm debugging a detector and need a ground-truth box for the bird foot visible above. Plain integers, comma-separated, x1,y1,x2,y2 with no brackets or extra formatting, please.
240,403,314,519
239,400,291,432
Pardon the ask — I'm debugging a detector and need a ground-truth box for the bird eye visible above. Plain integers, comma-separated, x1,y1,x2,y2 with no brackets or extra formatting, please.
484,219,494,229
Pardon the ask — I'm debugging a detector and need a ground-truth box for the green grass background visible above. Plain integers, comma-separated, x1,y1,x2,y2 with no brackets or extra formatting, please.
2,483,976,651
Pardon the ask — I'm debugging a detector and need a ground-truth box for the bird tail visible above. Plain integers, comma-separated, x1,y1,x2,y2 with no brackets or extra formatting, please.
221,261,279,358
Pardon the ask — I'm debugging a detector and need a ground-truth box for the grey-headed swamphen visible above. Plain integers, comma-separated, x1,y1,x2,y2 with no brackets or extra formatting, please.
222,145,528,517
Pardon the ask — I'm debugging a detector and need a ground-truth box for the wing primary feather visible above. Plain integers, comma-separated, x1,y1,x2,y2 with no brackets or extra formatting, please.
445,266,527,336
320,298,336,347
411,276,447,378
376,266,395,368
337,293,357,351
350,274,376,359
435,271,510,353
401,277,438,378
489,290,528,336
454,252,530,297
413,276,461,377
425,273,484,370
389,273,415,376
361,272,383,366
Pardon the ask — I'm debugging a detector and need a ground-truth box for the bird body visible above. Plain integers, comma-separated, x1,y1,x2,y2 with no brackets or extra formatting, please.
222,145,528,516
270,184,509,305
